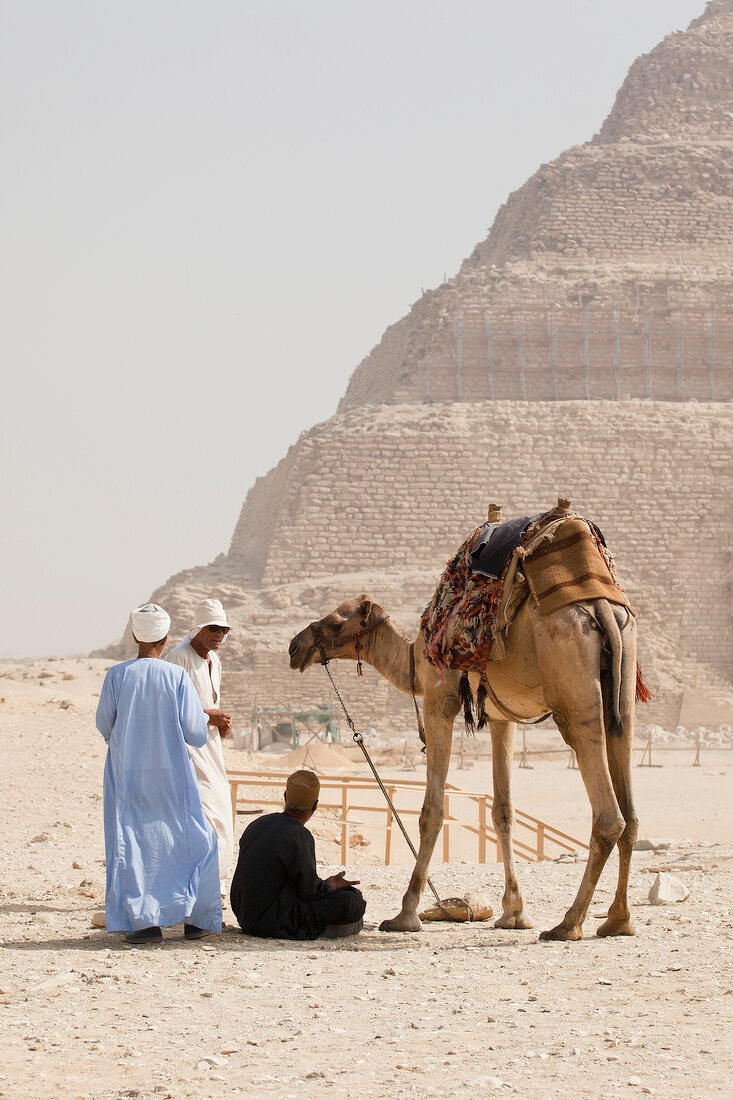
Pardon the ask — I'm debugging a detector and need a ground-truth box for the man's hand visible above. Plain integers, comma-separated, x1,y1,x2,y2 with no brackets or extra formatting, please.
205,709,232,736
325,871,360,891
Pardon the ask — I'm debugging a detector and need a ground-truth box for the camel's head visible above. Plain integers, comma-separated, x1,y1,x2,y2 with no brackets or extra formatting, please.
288,594,384,672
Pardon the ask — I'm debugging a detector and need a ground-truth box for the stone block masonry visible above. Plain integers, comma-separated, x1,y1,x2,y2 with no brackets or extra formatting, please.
103,400,733,735
220,399,733,731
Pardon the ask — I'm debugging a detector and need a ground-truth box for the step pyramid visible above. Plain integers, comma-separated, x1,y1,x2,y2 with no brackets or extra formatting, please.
101,1,733,736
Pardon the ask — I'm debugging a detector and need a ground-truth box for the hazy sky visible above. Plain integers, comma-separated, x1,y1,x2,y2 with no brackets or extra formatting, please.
1,0,705,656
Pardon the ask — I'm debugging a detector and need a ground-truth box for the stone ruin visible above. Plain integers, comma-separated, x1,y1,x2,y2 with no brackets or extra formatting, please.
101,0,733,736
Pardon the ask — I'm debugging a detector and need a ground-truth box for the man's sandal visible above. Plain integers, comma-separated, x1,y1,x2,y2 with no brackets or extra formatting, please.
125,926,162,944
184,924,213,940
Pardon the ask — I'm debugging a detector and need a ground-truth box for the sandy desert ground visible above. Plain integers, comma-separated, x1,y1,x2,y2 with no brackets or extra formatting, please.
1,657,732,1099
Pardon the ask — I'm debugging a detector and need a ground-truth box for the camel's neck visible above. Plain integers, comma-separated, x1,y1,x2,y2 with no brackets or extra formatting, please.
364,618,416,696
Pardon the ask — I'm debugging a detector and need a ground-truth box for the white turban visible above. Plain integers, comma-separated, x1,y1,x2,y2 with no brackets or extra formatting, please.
192,598,229,633
131,603,171,643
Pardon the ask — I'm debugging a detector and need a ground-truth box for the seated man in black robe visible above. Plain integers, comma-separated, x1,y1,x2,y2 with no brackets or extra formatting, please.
230,769,366,940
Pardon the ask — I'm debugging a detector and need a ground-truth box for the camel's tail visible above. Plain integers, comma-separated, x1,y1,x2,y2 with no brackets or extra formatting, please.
596,599,627,739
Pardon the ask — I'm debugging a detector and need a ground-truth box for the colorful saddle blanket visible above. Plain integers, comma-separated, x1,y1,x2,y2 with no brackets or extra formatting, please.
421,508,632,676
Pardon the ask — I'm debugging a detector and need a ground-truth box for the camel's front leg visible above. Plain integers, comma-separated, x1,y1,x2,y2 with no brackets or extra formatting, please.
380,691,459,932
489,720,533,929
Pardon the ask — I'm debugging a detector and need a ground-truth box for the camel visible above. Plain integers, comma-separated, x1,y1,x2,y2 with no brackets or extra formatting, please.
289,589,639,941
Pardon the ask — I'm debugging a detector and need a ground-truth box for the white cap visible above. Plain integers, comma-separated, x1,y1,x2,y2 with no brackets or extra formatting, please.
131,603,171,643
192,598,230,633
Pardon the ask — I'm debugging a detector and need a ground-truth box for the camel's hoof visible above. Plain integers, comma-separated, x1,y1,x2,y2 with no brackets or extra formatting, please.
596,917,636,938
379,914,422,933
494,912,533,930
539,923,582,942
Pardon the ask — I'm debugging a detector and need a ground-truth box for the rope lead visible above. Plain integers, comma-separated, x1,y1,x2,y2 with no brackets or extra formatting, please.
317,646,451,920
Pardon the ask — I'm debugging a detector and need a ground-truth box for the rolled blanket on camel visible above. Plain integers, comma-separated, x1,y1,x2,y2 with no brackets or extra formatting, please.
520,516,634,617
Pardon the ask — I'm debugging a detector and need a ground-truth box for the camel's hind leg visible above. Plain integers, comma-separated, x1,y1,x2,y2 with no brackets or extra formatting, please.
596,734,638,936
489,720,532,929
598,615,639,937
532,605,625,942
380,687,459,933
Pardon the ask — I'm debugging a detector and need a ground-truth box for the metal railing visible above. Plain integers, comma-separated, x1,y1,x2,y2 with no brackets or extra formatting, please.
508,725,731,769
227,769,588,866
636,728,732,767
434,302,732,403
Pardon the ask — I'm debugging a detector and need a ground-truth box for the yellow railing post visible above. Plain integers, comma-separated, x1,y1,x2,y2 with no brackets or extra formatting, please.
341,785,348,864
443,793,450,862
385,786,394,866
537,822,545,860
230,781,238,830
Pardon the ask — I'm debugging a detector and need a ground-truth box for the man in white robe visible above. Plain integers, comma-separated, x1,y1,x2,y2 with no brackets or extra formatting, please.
166,598,234,884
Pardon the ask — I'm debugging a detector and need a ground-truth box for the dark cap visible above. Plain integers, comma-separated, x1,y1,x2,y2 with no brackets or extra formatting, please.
285,769,320,811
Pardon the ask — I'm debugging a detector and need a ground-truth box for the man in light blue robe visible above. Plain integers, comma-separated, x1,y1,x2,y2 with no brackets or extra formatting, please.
96,603,222,943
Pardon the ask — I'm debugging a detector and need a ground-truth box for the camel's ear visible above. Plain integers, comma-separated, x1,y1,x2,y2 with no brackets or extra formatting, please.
358,596,372,625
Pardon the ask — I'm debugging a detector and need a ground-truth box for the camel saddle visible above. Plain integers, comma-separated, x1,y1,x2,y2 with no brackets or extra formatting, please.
421,506,634,676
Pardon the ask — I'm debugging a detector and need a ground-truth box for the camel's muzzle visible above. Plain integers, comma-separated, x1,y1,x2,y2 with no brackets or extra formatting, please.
288,629,317,671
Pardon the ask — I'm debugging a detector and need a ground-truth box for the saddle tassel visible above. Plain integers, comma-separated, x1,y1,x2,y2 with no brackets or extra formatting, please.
459,672,475,736
635,663,653,703
476,673,489,730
